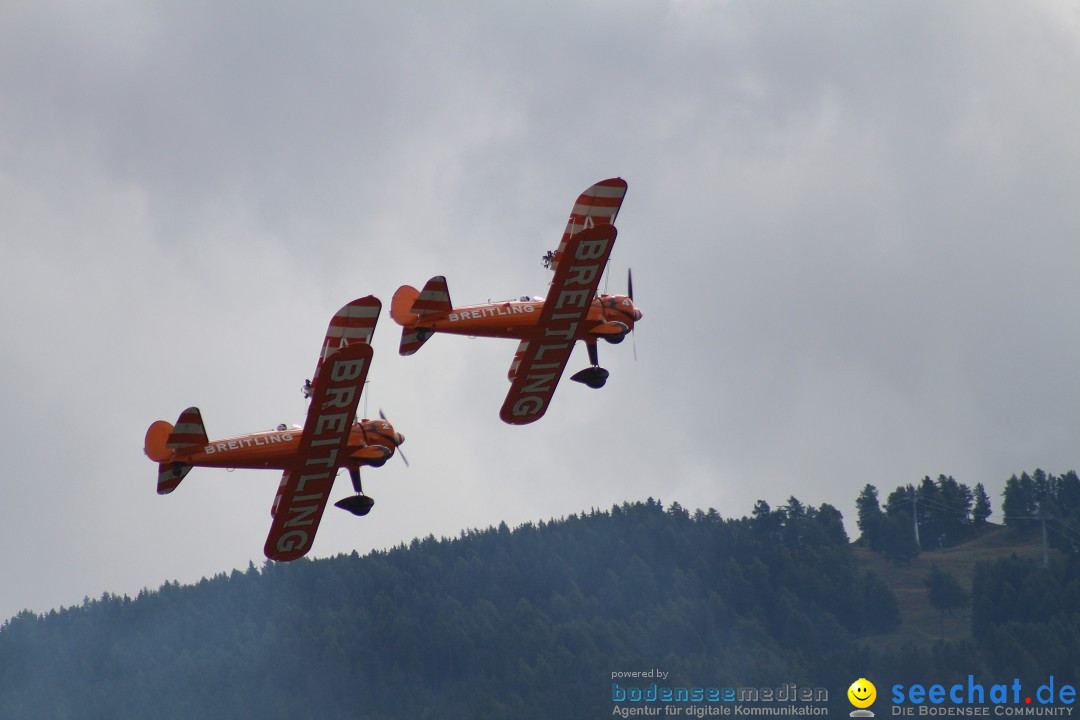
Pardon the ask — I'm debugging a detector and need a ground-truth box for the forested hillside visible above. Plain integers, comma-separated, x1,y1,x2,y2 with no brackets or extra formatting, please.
1,494,1077,719
0,499,878,718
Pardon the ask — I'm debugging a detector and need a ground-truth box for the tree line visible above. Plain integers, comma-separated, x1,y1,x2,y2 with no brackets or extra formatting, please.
856,475,991,563
1001,469,1080,553
2,476,1078,718
856,469,1080,564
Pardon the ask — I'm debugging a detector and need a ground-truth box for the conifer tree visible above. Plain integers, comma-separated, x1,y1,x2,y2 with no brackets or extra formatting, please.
855,484,884,550
925,564,968,640
972,483,992,528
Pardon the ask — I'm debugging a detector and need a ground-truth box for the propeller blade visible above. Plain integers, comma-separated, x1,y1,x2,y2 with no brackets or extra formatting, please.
378,408,409,467
629,268,637,361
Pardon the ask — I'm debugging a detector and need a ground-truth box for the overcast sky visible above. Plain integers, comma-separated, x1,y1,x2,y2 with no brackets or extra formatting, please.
2,0,1078,623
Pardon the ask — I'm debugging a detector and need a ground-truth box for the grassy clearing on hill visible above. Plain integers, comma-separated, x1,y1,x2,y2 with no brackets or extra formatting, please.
852,523,1049,647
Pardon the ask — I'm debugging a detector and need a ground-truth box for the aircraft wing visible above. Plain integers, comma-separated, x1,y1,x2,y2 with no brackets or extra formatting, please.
313,295,381,380
265,297,379,561
500,223,618,425
548,178,627,274
265,340,372,561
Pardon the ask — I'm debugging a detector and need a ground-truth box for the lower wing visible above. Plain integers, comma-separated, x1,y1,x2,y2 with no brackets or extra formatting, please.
499,338,576,425
500,224,617,424
265,340,372,561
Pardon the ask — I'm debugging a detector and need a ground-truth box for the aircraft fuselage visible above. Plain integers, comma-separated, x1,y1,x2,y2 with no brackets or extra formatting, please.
414,294,638,341
165,421,400,471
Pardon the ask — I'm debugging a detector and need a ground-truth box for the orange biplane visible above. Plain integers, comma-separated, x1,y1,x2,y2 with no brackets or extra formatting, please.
391,178,642,425
144,296,405,561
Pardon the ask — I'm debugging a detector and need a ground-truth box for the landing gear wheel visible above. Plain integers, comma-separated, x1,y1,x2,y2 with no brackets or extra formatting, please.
570,366,609,389
335,494,375,516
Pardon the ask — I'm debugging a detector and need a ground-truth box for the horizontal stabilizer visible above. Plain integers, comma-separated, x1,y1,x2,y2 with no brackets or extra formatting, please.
391,277,450,356
147,407,207,493
157,461,192,495
412,276,452,315
167,407,209,449
398,328,431,356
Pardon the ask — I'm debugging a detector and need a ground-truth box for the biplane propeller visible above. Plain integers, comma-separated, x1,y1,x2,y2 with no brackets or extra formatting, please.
571,267,639,389
143,296,405,561
390,178,642,425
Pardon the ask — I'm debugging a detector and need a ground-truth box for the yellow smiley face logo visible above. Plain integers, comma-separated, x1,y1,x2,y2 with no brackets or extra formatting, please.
848,678,876,709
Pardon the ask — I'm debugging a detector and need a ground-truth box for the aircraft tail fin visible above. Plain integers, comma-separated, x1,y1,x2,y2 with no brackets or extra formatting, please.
147,407,207,494
392,276,451,355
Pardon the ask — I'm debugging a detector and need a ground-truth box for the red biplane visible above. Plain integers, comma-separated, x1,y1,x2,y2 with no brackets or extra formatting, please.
390,178,642,425
143,296,405,561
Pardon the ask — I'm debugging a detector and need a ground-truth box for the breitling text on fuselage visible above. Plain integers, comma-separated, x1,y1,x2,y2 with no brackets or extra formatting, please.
448,304,537,322
204,432,295,454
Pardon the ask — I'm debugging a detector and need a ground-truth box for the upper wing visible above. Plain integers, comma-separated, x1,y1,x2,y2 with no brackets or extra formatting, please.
265,340,372,561
313,296,381,380
500,223,618,424
548,178,627,274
